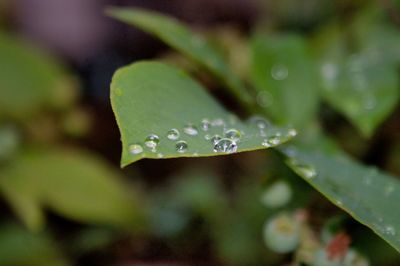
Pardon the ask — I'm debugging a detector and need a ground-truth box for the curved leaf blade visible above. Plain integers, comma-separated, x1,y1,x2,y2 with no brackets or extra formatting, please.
106,7,253,105
283,145,400,252
111,61,295,167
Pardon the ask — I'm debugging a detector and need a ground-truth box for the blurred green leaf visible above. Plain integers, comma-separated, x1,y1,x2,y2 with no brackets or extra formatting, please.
0,149,145,230
283,144,400,252
250,34,319,128
111,61,295,167
0,222,69,266
106,7,253,106
0,32,76,120
316,25,399,137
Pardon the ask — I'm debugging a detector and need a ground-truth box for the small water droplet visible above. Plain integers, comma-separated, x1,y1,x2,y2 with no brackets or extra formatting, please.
336,200,343,206
256,91,273,107
176,140,188,153
249,116,270,129
201,119,211,131
262,135,282,147
211,118,225,127
204,134,211,140
183,124,198,136
157,153,164,158
128,144,143,155
145,134,159,149
167,129,180,140
114,87,123,96
271,64,288,80
213,138,238,153
289,159,317,179
193,152,199,157
225,129,241,142
211,135,222,144
287,129,297,138
384,225,396,236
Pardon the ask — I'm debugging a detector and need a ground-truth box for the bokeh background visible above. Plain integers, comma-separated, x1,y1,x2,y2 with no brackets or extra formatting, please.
0,0,400,265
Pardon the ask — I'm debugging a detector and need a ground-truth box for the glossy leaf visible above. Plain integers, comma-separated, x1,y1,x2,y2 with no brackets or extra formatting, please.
111,61,295,167
316,25,399,137
0,32,76,120
106,7,253,105
0,149,144,230
282,144,400,252
250,34,319,127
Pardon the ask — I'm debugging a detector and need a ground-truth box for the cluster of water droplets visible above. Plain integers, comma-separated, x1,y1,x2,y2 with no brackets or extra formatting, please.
127,114,297,157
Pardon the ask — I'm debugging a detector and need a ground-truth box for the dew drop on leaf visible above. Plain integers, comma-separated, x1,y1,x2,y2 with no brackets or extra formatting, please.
167,128,180,140
211,135,222,144
183,124,199,136
145,134,160,149
224,129,241,142
176,140,188,153
271,63,289,80
201,119,211,131
213,138,238,153
128,144,143,155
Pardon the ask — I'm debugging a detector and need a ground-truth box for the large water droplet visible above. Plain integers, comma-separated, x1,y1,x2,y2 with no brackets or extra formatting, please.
201,119,211,131
167,129,180,140
176,140,188,153
225,129,241,142
128,144,143,155
183,124,199,136
213,138,238,153
271,64,289,80
145,134,159,149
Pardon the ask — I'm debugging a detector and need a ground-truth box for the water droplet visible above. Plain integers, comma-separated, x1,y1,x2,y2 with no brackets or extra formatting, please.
211,118,225,127
114,87,123,96
271,64,288,80
336,200,343,206
145,134,159,149
262,135,282,147
289,159,317,179
384,225,396,236
167,129,180,140
249,116,270,129
225,129,241,142
204,134,211,140
183,124,198,136
211,135,221,144
193,152,199,157
257,91,273,107
128,144,143,155
157,153,164,158
213,138,238,153
201,119,211,131
287,129,297,138
176,140,188,153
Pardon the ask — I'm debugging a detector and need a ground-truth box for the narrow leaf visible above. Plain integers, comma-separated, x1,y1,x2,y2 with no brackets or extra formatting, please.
106,7,253,106
111,61,295,167
282,144,400,252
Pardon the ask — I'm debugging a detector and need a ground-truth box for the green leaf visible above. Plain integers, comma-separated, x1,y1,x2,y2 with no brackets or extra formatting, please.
0,149,145,230
316,25,399,137
0,222,69,266
106,7,253,106
250,34,319,127
111,61,295,167
282,144,400,252
0,32,76,120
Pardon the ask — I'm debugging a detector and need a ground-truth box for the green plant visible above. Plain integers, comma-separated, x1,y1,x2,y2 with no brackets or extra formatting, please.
106,5,400,261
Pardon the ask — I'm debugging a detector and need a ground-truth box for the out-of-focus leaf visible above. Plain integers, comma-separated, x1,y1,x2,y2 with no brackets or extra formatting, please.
250,34,319,128
282,144,400,252
111,61,295,167
0,149,145,230
0,222,69,266
106,7,253,106
316,25,399,137
0,32,77,120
